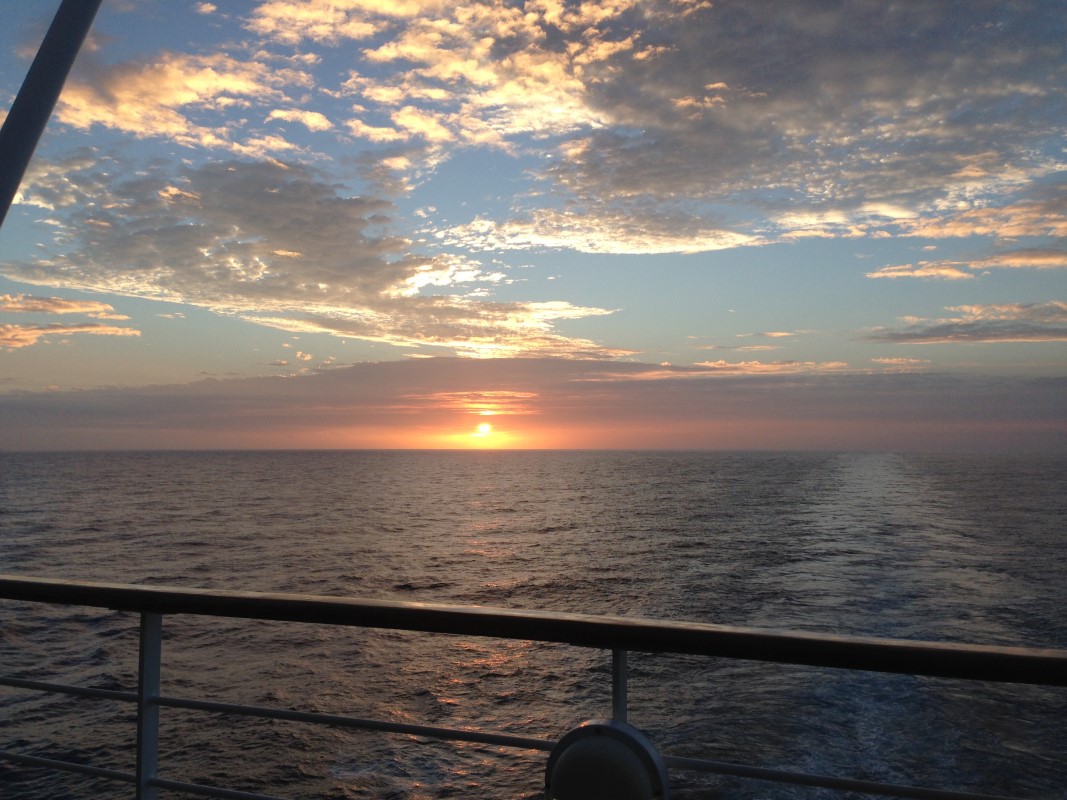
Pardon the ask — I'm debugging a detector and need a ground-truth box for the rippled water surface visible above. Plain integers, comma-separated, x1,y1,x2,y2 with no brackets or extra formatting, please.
1,450,1065,798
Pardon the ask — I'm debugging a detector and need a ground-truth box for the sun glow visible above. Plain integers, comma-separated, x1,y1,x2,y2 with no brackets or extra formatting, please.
412,393,543,447
446,419,517,448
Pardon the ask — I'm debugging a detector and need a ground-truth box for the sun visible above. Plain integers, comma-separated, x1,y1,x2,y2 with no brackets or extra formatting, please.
473,422,493,437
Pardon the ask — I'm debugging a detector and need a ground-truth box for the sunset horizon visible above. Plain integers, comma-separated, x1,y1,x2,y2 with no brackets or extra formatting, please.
2,1,1065,452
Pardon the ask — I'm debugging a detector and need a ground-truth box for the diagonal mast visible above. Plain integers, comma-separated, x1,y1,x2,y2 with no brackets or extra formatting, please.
0,0,104,230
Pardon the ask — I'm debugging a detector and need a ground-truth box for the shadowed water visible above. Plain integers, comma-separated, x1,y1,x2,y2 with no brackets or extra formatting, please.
1,450,1065,798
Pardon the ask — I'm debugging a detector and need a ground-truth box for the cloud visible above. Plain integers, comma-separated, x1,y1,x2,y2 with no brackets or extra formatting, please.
245,0,451,45
34,1,1060,258
977,248,1067,270
512,2,1065,247
867,243,1067,280
870,357,931,373
56,51,313,155
867,261,975,280
389,105,454,143
9,158,410,304
678,360,850,376
344,118,409,143
871,357,930,367
1,294,124,317
442,207,760,255
266,108,333,131
0,323,141,351
867,302,1067,344
8,1,1067,382
404,389,539,416
0,295,136,348
3,158,621,359
237,297,630,359
905,194,1067,240
0,358,1062,452
392,255,508,297
699,344,782,352
258,1,1063,254
13,150,112,211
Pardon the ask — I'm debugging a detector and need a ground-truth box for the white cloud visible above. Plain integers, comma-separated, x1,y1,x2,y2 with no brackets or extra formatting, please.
442,207,760,255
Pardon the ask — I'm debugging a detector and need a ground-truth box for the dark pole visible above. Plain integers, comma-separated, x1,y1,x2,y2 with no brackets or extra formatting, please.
0,0,105,230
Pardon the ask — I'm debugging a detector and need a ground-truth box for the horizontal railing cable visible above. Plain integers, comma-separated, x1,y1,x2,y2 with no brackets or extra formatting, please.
148,776,288,800
0,750,136,784
0,680,1025,800
660,755,1018,800
4,673,1017,800
154,694,557,751
0,744,295,800
0,675,137,703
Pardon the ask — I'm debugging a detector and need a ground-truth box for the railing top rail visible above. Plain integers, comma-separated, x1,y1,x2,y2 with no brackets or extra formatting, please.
2,574,1065,687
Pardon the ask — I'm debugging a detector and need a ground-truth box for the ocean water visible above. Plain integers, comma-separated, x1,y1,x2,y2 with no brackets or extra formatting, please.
1,450,1065,799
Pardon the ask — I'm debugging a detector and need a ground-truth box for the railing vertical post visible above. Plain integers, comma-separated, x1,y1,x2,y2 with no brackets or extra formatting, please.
136,612,162,800
611,648,627,723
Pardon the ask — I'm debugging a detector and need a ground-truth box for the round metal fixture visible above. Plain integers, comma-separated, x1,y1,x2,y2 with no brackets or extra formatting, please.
545,719,668,800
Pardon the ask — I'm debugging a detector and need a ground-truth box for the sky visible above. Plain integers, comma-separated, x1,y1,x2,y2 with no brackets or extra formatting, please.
0,0,1065,451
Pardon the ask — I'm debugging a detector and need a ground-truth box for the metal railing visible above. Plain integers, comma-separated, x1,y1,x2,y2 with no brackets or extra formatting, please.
2,574,1066,800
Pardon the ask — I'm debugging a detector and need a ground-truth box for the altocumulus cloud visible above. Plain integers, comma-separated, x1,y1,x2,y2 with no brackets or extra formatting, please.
55,50,316,158
221,0,1067,255
4,158,619,358
869,181,1067,279
866,302,1067,344
5,0,1066,367
0,294,138,350
11,0,1066,262
1,293,127,318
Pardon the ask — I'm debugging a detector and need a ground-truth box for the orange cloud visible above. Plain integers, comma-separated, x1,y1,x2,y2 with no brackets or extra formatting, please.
690,360,850,375
57,52,311,154
906,199,1067,239
1,323,141,351
266,109,333,131
1,294,123,316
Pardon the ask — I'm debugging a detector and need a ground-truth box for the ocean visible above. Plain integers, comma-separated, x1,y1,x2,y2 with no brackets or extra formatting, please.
1,450,1065,799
